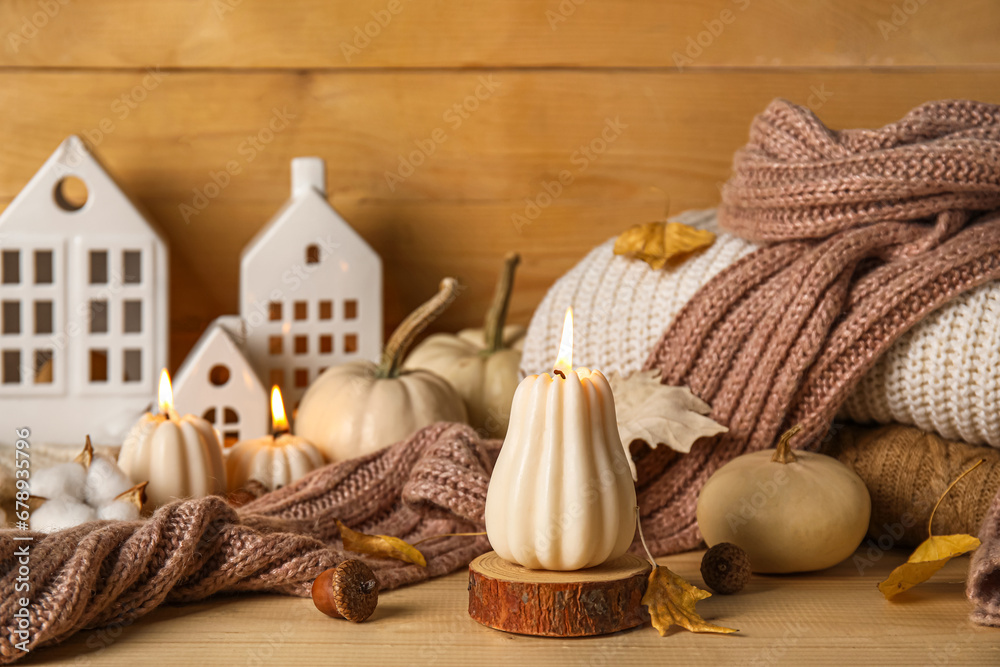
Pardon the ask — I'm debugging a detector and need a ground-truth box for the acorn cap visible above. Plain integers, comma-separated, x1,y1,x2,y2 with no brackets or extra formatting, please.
701,542,752,595
312,559,380,622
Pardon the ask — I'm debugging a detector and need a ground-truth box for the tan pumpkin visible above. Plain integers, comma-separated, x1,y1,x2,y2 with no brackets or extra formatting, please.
405,253,523,438
696,426,871,574
295,278,468,461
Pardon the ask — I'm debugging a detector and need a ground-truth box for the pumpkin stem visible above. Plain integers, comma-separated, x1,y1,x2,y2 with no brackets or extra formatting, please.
377,278,461,379
771,424,803,464
926,458,985,537
484,252,521,353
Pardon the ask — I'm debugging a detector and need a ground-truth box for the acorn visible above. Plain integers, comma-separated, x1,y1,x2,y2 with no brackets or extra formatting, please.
312,559,380,622
700,542,752,595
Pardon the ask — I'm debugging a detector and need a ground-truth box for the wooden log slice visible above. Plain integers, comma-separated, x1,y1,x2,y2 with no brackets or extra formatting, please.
468,551,652,637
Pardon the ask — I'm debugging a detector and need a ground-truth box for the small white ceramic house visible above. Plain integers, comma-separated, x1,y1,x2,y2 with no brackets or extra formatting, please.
172,315,268,447
240,158,382,409
0,136,168,446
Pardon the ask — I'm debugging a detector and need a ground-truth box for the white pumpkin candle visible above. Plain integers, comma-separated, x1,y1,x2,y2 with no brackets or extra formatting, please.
226,386,325,492
118,369,227,508
485,308,636,571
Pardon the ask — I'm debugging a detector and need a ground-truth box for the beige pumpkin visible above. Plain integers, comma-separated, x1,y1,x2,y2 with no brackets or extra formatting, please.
405,253,524,438
296,278,469,461
696,426,871,574
226,433,325,492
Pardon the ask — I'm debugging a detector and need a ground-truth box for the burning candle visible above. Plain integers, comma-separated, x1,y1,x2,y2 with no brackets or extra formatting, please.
226,386,326,492
484,308,636,571
118,369,227,508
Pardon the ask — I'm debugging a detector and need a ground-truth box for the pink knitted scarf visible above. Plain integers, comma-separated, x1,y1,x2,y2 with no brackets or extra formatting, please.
5,99,1000,662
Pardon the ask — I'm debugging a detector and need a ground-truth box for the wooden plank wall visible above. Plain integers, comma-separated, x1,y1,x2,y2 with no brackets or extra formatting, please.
1,0,998,366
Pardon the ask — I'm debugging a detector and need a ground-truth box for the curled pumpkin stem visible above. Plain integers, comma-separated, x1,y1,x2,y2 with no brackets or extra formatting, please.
771,424,803,464
484,252,521,353
378,278,460,379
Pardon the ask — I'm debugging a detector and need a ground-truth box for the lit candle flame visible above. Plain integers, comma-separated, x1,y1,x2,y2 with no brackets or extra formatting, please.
554,307,573,375
158,368,174,414
271,385,289,433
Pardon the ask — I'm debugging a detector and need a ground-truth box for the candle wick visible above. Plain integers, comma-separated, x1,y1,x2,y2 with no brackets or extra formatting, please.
273,428,290,438
553,369,566,379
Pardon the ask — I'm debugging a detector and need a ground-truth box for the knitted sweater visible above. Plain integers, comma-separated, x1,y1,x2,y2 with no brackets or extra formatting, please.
521,209,1000,448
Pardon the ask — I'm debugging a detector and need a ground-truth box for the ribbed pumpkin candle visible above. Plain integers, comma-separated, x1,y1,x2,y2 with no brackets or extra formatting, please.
118,369,227,508
226,386,325,492
485,308,636,570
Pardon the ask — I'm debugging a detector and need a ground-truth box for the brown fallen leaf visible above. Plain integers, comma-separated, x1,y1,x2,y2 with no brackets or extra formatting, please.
878,459,985,600
613,221,716,270
635,507,737,635
336,519,427,567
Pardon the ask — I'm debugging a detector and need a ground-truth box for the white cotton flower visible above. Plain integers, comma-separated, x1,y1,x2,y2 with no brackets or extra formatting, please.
30,496,97,533
30,462,87,501
28,450,145,532
96,499,141,522
85,455,133,507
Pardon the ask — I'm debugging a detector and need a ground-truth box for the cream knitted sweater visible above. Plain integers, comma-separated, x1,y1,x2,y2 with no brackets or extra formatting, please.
521,209,1000,447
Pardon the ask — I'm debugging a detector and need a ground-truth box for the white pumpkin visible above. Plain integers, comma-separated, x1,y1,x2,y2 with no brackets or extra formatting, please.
119,412,227,508
696,426,871,573
296,278,469,462
406,253,524,438
226,433,326,492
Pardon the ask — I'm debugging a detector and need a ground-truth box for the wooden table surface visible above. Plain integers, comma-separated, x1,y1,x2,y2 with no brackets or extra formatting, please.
16,549,998,666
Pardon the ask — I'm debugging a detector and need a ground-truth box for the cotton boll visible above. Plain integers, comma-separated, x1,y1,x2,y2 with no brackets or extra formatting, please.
85,455,133,507
30,463,87,501
96,499,141,522
30,497,97,533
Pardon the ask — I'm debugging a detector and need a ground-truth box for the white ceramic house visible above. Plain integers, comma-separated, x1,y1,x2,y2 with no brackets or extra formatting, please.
172,315,268,447
0,136,168,446
240,158,382,408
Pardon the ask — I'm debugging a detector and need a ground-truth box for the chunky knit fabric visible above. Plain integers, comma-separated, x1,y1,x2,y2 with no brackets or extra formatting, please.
638,99,1000,554
969,490,1000,626
522,211,1000,447
0,423,498,663
828,423,1000,547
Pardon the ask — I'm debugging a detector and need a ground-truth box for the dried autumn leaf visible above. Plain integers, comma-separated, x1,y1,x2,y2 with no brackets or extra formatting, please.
608,370,728,479
642,565,738,636
878,534,981,600
336,519,427,567
878,459,985,600
614,221,716,270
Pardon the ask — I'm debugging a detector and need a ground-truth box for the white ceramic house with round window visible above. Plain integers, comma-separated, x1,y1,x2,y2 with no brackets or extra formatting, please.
240,158,382,408
172,315,268,447
0,136,168,446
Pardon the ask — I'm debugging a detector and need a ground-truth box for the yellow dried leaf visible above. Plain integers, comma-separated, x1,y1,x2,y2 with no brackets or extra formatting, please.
642,565,738,635
878,534,981,600
336,520,427,567
614,221,716,270
878,459,985,601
